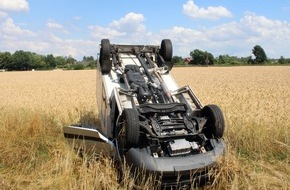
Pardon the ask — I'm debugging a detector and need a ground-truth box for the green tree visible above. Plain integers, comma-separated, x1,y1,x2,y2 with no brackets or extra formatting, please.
278,56,287,64
87,61,96,69
11,50,32,70
66,56,76,66
190,49,214,65
30,53,47,69
172,56,184,65
82,56,94,62
0,52,12,70
216,55,242,65
252,45,267,64
247,56,255,64
73,64,85,70
241,56,252,64
217,55,231,65
82,56,95,68
45,54,56,68
55,56,66,68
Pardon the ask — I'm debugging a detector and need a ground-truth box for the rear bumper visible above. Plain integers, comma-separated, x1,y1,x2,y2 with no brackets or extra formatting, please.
125,139,225,186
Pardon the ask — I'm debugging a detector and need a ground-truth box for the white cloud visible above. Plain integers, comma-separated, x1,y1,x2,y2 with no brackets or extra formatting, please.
109,12,146,33
1,18,34,37
45,34,96,58
0,15,96,59
46,19,70,34
1,9,290,60
0,11,8,19
183,0,232,20
88,12,151,44
45,11,290,59
88,25,126,40
63,12,290,58
161,26,207,44
73,16,82,21
0,0,29,12
46,20,64,29
161,12,290,58
0,18,45,53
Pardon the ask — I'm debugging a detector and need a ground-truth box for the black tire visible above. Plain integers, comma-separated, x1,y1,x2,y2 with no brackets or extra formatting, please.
165,61,174,71
99,39,112,73
160,39,173,61
157,57,174,72
201,105,225,138
123,109,140,147
116,109,140,151
160,39,173,71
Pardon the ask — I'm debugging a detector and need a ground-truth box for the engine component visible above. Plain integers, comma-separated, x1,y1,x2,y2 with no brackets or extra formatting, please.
168,139,192,156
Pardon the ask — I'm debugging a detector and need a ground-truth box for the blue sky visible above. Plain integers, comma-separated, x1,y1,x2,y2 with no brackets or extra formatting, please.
0,0,289,60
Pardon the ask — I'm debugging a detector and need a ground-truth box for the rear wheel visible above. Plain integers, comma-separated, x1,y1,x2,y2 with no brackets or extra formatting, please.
99,39,112,74
159,39,173,71
201,105,225,138
160,39,173,61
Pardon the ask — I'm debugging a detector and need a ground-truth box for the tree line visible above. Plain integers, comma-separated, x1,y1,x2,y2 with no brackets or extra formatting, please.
173,45,290,66
1,45,289,71
0,50,96,71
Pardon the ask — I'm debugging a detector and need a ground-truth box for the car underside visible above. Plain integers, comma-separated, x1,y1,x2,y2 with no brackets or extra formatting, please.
64,39,226,188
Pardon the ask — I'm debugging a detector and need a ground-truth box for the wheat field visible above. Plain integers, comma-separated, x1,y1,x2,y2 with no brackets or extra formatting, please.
0,66,289,189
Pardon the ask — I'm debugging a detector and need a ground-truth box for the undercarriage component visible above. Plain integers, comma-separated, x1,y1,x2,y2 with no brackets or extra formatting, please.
125,65,151,103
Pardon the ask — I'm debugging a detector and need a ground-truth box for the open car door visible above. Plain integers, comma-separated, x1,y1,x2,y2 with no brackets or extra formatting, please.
63,125,116,157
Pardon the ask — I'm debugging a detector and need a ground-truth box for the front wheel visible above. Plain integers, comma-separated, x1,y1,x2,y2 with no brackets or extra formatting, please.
201,104,225,138
115,109,140,156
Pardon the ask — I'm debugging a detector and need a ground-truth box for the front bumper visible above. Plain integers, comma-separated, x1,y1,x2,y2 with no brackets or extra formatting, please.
125,139,225,186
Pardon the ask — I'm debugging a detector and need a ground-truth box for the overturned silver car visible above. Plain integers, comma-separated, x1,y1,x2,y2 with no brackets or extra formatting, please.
64,39,226,187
